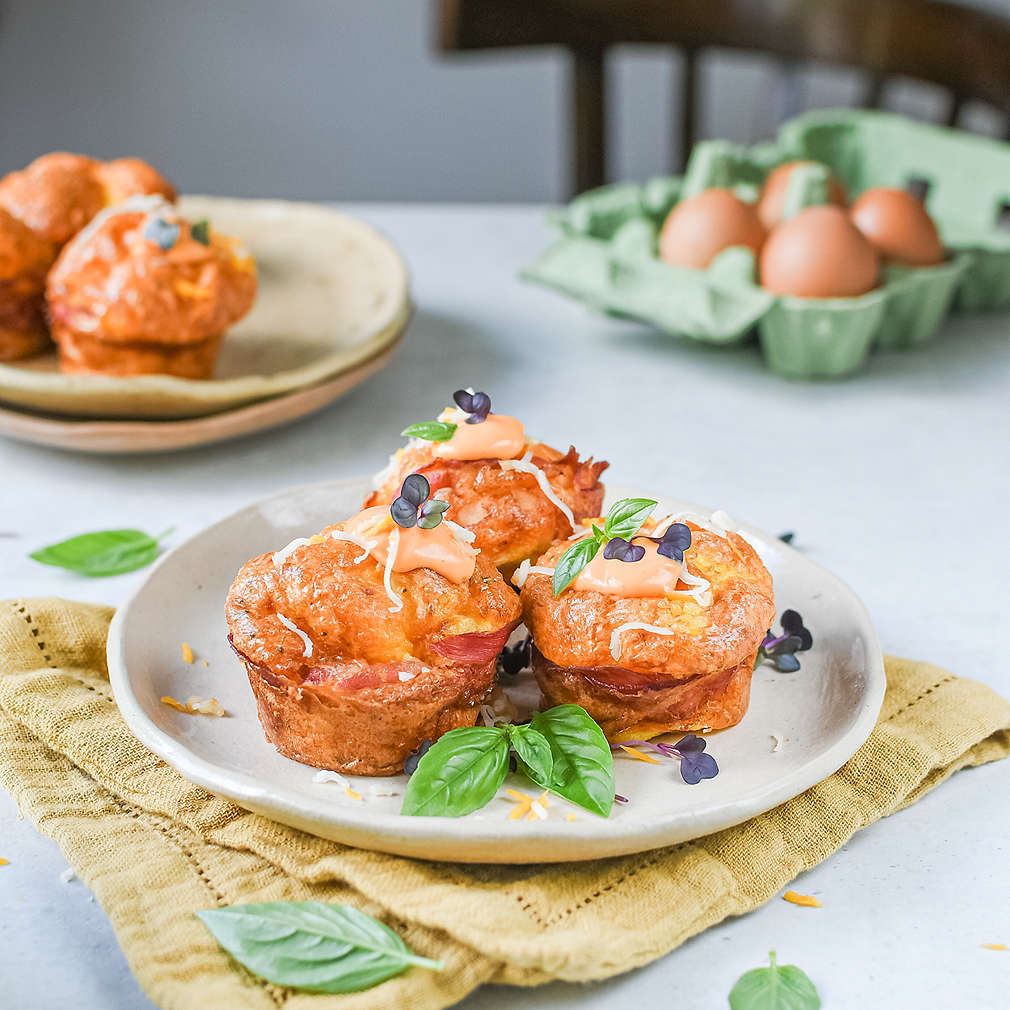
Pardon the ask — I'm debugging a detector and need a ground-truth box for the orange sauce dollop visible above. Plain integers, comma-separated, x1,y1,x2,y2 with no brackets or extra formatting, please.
343,506,476,584
435,413,525,461
572,537,682,598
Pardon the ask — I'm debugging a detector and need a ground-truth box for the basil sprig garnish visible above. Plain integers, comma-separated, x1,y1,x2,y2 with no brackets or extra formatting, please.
552,497,658,596
729,950,821,1010
190,218,211,245
526,705,615,816
401,705,613,818
197,902,443,994
401,726,509,817
400,421,457,442
29,528,173,577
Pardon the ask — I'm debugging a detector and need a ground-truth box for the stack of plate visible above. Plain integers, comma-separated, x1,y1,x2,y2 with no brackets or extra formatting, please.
0,196,411,453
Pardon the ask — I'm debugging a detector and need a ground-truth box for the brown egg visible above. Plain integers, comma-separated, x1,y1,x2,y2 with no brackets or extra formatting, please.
760,205,879,298
658,188,766,269
758,161,848,230
850,188,944,266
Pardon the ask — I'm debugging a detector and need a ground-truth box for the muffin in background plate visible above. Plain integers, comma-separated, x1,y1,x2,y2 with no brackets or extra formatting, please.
0,152,175,250
0,207,56,361
46,197,256,379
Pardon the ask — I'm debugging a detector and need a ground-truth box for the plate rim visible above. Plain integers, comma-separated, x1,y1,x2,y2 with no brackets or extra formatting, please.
108,476,886,863
0,196,411,418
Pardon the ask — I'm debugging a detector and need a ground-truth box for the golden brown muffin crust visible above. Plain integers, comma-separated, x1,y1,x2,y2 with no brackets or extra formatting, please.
521,524,774,679
366,443,607,574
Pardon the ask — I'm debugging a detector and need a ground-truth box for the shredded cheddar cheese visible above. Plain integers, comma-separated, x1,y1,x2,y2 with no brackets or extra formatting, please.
0,857,9,866
181,642,194,664
344,787,363,802
618,745,662,765
981,943,1007,951
783,890,822,908
565,813,577,822
161,694,226,717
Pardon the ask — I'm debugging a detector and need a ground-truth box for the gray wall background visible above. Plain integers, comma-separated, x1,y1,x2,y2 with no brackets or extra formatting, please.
1,0,1006,202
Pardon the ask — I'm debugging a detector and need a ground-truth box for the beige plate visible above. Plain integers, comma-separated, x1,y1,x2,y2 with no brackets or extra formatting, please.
108,478,886,864
0,196,410,419
0,329,403,454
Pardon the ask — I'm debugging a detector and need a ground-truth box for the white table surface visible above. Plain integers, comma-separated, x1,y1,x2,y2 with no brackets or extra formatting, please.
1,204,1008,1009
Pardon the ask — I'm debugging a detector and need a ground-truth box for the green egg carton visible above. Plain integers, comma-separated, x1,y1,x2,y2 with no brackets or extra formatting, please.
779,110,1010,311
522,110,1009,380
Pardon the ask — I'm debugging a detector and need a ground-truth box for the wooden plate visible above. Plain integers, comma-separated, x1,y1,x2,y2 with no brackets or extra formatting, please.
0,321,405,454
0,197,410,419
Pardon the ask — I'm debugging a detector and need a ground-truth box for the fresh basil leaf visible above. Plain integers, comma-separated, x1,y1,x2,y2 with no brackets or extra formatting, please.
552,536,602,597
603,497,658,540
29,528,172,577
401,726,509,817
400,421,458,442
528,705,615,817
729,951,821,1010
508,724,553,784
190,219,211,245
197,901,443,994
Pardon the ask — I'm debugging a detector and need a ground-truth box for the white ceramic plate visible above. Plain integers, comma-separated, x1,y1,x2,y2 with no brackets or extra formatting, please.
0,197,410,419
108,477,885,864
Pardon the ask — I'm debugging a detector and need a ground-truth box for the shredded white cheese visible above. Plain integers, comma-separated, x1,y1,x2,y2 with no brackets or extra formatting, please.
671,563,712,607
529,798,549,820
511,558,556,589
609,622,675,662
59,866,77,884
383,528,403,612
498,452,576,528
326,529,376,564
398,670,415,682
445,519,477,546
272,537,313,567
368,784,399,798
276,613,314,657
312,769,350,787
771,734,784,753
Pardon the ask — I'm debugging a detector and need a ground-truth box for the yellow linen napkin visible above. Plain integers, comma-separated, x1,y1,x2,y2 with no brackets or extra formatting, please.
1,597,1008,1010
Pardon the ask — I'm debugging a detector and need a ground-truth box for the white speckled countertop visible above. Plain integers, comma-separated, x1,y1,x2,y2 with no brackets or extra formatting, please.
1,205,1008,1009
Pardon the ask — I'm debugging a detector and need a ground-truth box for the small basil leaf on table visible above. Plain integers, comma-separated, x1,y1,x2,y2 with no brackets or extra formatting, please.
507,724,553,784
197,901,443,994
401,726,509,817
528,705,615,817
400,421,458,442
552,536,603,597
729,950,821,1010
29,528,172,577
602,497,657,540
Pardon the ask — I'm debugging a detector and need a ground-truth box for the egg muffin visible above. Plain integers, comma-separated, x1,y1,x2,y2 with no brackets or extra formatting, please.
227,475,522,775
518,506,774,740
367,390,608,577
46,197,256,378
0,207,56,361
0,152,175,250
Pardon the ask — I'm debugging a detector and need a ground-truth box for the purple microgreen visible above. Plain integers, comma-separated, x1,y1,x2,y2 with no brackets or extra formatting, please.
614,793,629,804
679,750,719,785
417,498,449,530
602,537,646,563
612,733,719,785
403,739,432,776
755,609,813,673
780,609,813,651
452,389,491,424
673,732,706,754
401,421,457,442
400,474,430,506
144,217,180,251
778,531,795,544
190,219,211,246
498,636,531,677
391,474,448,530
553,497,659,597
647,522,692,562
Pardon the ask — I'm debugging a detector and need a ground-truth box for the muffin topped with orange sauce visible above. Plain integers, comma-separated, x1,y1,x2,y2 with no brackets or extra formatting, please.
367,390,607,576
46,197,256,378
518,499,774,740
227,473,522,775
